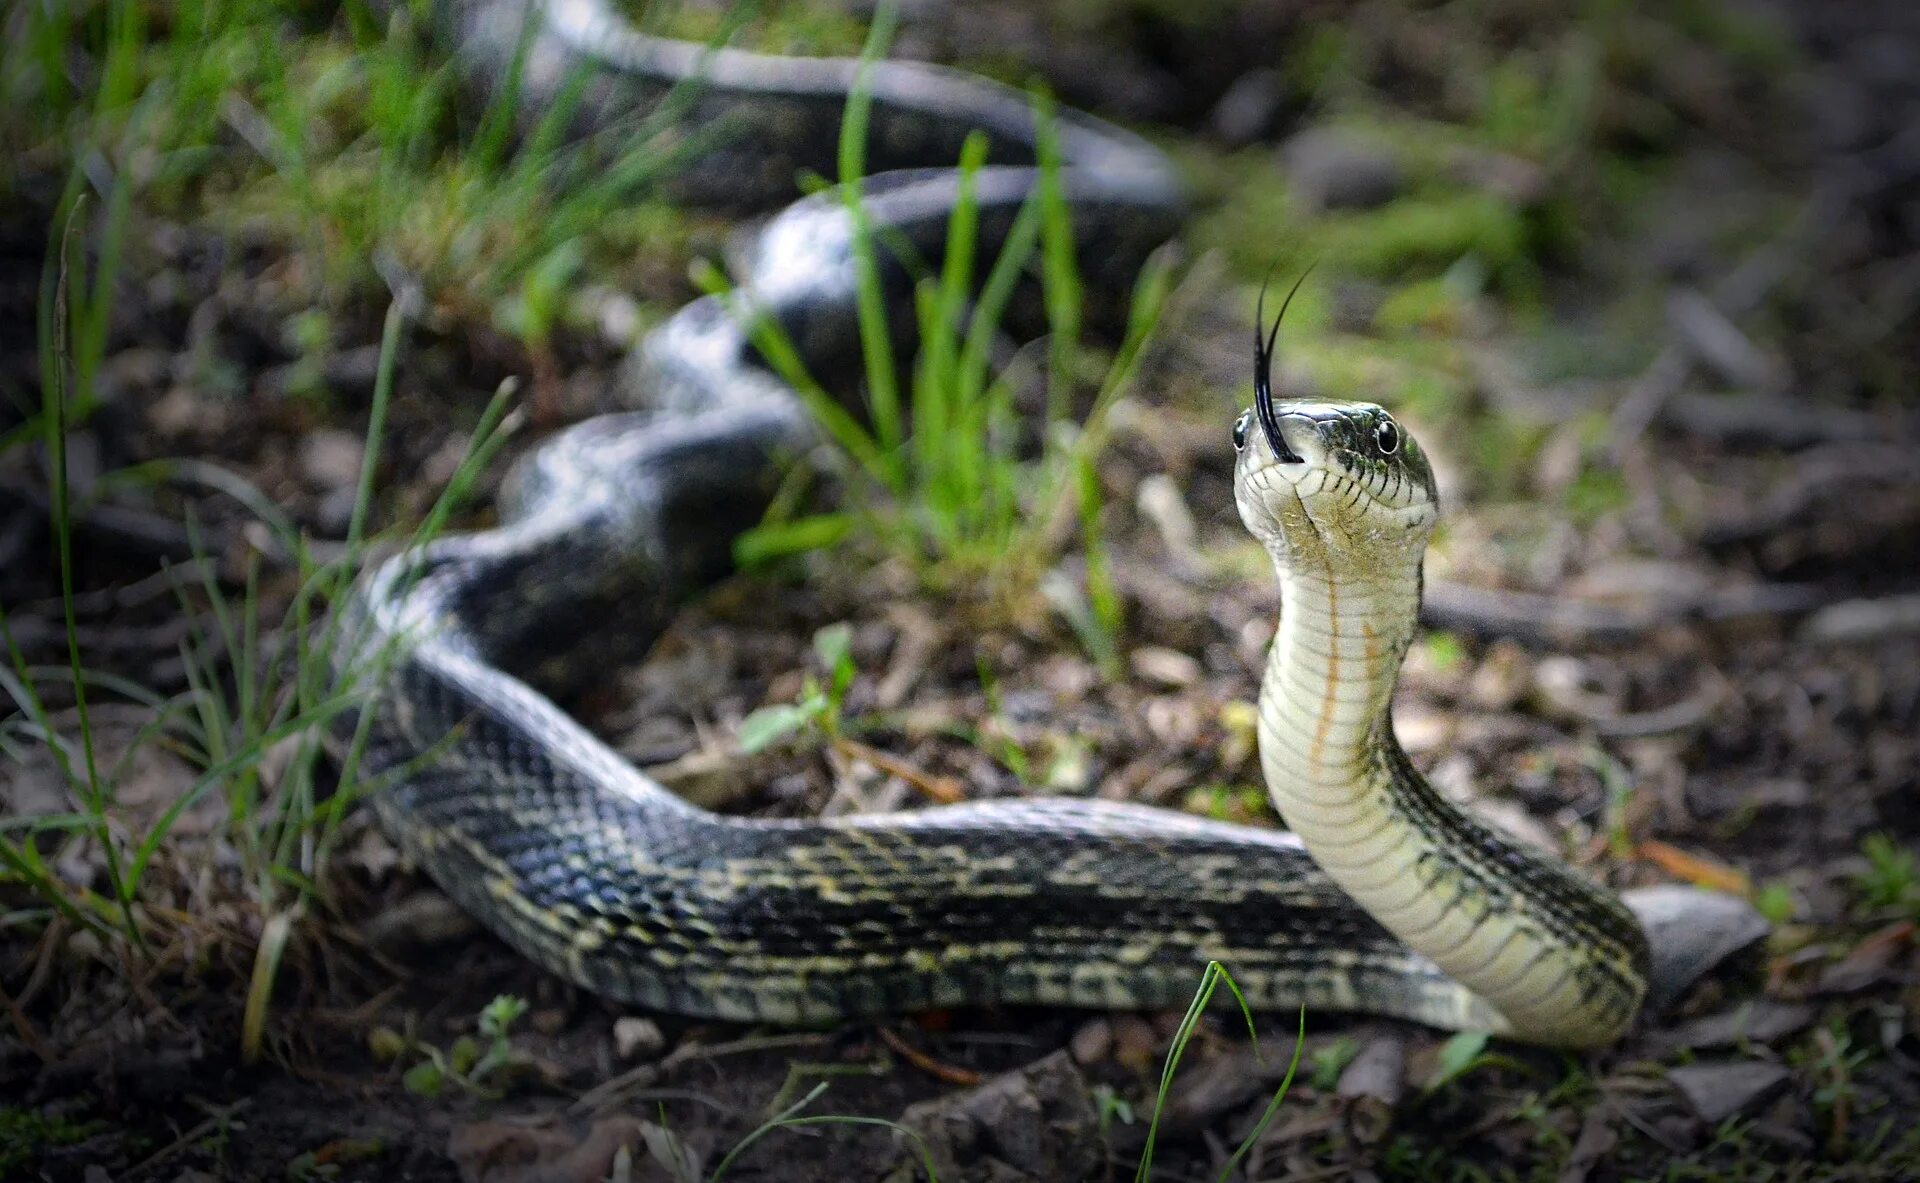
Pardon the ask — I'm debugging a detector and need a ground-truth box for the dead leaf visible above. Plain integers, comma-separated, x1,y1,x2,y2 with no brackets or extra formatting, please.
1557,1107,1617,1183
448,1114,648,1183
1638,840,1751,896
1817,921,1914,994
1667,1061,1791,1124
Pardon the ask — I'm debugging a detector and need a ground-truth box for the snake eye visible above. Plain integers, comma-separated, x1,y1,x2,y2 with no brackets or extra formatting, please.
1375,418,1400,456
1233,411,1252,452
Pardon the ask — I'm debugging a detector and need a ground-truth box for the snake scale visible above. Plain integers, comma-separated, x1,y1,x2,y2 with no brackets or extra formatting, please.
340,0,1749,1050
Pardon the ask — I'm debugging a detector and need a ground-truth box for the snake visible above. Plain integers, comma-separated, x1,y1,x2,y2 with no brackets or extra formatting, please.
340,0,1743,1052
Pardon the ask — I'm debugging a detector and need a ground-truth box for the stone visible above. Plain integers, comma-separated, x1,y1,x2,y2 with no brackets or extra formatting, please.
613,1016,666,1062
1667,1061,1791,1124
1282,128,1403,211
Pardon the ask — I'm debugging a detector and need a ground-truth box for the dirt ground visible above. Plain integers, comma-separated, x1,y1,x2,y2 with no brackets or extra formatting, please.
3,0,1919,1180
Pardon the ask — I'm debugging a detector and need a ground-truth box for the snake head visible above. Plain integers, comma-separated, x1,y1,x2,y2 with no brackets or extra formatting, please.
1233,399,1440,572
1232,279,1438,563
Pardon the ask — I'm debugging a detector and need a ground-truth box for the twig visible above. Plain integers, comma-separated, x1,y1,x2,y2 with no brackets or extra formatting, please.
1421,577,1828,647
1608,188,1838,459
1800,593,1920,644
0,482,200,562
1661,393,1906,450
15,918,65,1013
1665,288,1784,392
572,1032,831,1114
1422,579,1648,645
126,1101,251,1178
1698,443,1911,545
0,976,56,1064
876,1025,984,1086
833,735,965,804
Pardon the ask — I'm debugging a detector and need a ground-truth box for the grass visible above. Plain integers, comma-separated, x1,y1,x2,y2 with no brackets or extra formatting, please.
0,1105,106,1176
0,0,1175,1082
1853,833,1920,922
705,1,1174,658
1,0,1903,1178
3,224,516,1056
4,0,735,1038
372,993,532,1100
1,0,723,430
701,961,1308,1183
734,622,859,754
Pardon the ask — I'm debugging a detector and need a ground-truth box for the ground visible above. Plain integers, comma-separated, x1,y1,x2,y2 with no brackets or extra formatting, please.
2,0,1918,1180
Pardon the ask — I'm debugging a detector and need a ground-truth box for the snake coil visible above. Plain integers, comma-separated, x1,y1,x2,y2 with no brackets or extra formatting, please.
340,0,1722,1049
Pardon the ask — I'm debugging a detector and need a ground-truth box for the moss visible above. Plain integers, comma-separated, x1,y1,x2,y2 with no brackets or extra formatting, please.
633,0,867,57
1183,782,1275,825
1561,464,1630,526
0,1107,105,1175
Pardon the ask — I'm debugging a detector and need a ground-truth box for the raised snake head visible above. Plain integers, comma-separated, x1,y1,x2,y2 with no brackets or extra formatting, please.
1232,399,1440,577
1231,276,1440,575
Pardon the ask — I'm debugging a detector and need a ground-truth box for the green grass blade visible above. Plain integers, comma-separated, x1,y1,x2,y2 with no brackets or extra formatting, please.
1213,1007,1308,1183
1031,85,1083,427
693,260,890,482
1132,960,1274,1182
44,199,140,936
706,1081,942,1183
914,130,989,543
837,0,905,486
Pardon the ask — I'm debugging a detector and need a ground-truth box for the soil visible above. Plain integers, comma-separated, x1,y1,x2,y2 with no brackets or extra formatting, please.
2,0,1918,1181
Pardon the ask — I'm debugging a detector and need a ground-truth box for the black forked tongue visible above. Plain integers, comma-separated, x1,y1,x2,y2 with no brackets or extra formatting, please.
1253,268,1312,464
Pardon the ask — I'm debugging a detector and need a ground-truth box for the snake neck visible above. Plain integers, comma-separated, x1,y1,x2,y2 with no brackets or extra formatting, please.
1258,556,1648,1048
1259,562,1418,795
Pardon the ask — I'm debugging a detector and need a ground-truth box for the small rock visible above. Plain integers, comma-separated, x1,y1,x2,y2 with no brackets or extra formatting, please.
1135,474,1201,569
1667,1060,1791,1124
614,1016,666,1062
1129,646,1203,689
150,384,229,438
1282,127,1403,211
1336,1034,1406,1104
1622,885,1770,1016
1110,1015,1159,1075
1559,1107,1618,1183
1750,1093,1815,1153
323,344,385,393
1816,920,1913,994
1472,798,1560,854
1336,1034,1407,1145
1803,595,1920,645
365,890,479,955
577,284,644,349
1162,1047,1269,1134
1652,1001,1818,1053
314,485,358,538
299,428,365,492
448,1115,649,1183
530,1008,569,1037
1531,655,1619,722
1068,1018,1113,1066
1209,68,1286,146
898,1051,1099,1182
1465,640,1531,711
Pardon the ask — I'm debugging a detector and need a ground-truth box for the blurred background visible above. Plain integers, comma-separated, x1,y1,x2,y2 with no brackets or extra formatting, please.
1,0,1917,1179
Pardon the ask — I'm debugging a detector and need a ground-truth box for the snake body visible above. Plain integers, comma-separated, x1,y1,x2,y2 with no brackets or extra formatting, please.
345,0,1651,1048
